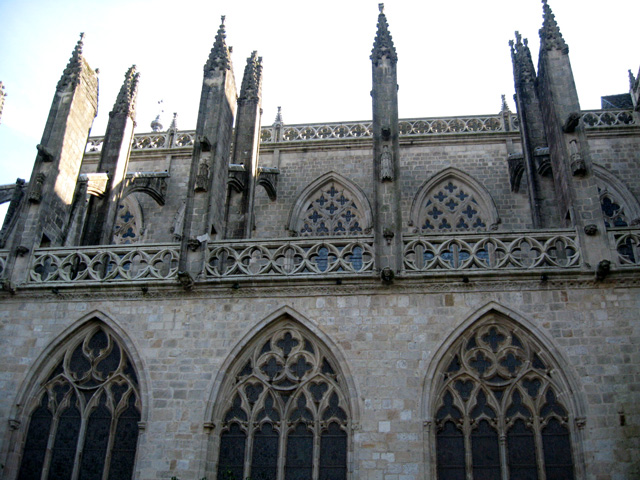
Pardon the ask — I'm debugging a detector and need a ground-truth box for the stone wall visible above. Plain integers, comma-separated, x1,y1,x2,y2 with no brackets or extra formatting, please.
1,275,638,480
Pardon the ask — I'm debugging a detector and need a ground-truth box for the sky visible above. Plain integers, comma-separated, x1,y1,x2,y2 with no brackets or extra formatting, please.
0,0,638,197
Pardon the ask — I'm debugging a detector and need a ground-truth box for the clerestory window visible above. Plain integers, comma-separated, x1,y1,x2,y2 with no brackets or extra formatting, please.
17,323,141,480
215,320,350,480
432,317,575,480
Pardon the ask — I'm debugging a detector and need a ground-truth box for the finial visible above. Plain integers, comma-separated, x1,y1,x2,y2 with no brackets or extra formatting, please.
221,15,225,25
371,3,397,66
169,112,178,131
274,106,283,125
205,16,232,72
629,69,637,90
239,50,263,102
501,94,510,113
539,0,568,54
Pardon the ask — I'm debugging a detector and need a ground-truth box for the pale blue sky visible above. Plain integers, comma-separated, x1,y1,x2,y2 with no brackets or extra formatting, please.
0,0,638,196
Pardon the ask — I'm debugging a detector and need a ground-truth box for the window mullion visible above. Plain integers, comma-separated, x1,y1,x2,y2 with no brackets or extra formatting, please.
100,409,119,480
70,411,88,480
39,411,60,480
277,420,286,480
312,420,320,480
245,423,255,480
534,416,547,480
463,417,473,480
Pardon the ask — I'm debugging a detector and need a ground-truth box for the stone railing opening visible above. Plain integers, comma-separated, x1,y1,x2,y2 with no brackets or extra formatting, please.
403,231,582,272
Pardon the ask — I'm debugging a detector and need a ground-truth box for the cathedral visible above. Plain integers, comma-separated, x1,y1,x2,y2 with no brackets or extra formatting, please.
1,2,639,479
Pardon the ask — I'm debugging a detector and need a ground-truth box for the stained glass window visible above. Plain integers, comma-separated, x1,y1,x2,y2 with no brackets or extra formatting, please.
216,320,350,480
113,195,143,244
417,179,489,233
433,318,575,479
17,323,141,480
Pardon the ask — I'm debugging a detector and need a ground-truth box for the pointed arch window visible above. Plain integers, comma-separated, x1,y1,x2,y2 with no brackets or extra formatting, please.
411,169,499,234
17,324,141,480
215,320,350,480
594,165,640,229
289,174,372,237
113,194,143,244
432,317,576,480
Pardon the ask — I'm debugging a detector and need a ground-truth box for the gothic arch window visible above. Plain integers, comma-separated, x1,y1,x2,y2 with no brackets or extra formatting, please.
431,314,577,480
113,194,144,244
410,168,499,234
593,165,640,228
214,318,351,480
17,322,141,480
289,172,372,237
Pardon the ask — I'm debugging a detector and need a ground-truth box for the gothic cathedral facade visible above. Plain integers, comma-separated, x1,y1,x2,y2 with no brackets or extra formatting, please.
1,3,639,479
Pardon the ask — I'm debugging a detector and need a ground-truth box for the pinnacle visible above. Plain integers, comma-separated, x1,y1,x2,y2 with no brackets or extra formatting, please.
113,65,140,118
239,51,263,102
371,4,397,66
56,33,87,91
204,16,232,72
539,0,568,54
510,31,536,85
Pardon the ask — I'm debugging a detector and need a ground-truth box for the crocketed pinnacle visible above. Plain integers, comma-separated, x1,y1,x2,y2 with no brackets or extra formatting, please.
371,3,397,66
204,16,232,72
539,0,568,54
273,106,283,126
57,33,86,91
238,51,263,103
112,65,140,119
501,95,511,113
509,31,536,86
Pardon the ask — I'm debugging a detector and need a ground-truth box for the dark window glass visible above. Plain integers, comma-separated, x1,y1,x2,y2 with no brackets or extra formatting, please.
319,423,347,480
285,424,313,480
218,423,247,480
471,419,500,480
507,419,537,480
108,395,141,480
543,418,574,480
17,394,52,480
436,421,465,480
49,393,81,480
251,423,279,480
79,395,111,480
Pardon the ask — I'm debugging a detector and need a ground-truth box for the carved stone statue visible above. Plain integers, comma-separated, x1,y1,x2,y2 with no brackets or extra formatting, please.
380,144,393,182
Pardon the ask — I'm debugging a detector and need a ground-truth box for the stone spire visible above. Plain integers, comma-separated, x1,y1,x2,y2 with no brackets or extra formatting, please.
57,33,86,91
510,32,536,86
371,3,397,66
273,106,283,126
112,65,139,119
238,51,262,103
204,16,232,72
539,0,568,54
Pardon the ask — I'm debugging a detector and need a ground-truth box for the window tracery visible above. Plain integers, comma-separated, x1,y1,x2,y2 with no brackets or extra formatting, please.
411,169,498,234
594,165,640,228
17,324,141,480
216,321,350,480
113,195,143,244
433,318,575,480
289,174,372,237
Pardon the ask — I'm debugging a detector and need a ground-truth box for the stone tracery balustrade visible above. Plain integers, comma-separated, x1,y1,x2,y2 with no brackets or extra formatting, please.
84,110,636,153
611,228,640,266
403,231,582,272
205,237,375,278
581,109,636,128
28,244,179,284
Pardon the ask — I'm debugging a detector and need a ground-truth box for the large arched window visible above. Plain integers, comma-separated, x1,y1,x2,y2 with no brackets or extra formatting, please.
17,322,141,480
214,318,351,480
410,168,499,234
289,172,372,237
593,165,640,228
431,314,577,480
113,194,144,245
